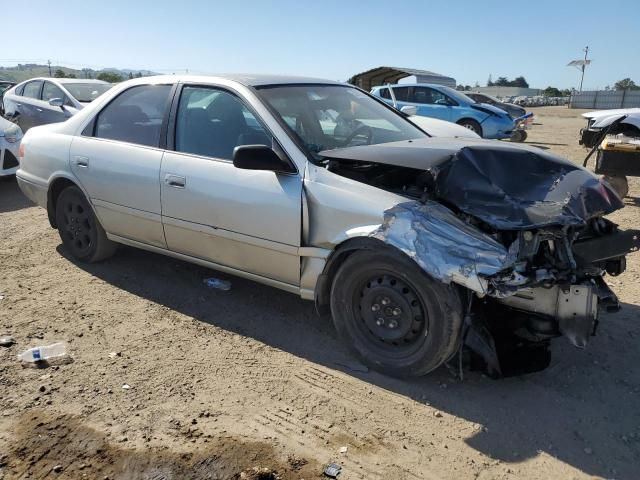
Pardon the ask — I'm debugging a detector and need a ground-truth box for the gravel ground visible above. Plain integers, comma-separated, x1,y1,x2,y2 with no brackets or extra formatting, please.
1,106,639,479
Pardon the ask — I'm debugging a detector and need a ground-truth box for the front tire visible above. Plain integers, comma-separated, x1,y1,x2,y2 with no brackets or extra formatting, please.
510,130,527,142
55,186,117,262
330,249,463,377
457,119,482,137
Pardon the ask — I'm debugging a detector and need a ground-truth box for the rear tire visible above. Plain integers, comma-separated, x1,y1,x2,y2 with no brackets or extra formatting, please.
457,119,482,137
330,249,463,377
55,186,117,262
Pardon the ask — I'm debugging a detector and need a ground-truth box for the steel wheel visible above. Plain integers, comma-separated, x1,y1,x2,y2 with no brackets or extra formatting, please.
357,273,428,355
60,197,94,255
330,248,463,377
55,186,117,262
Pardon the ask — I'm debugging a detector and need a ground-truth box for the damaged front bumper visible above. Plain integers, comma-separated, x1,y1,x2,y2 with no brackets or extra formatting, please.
373,200,640,351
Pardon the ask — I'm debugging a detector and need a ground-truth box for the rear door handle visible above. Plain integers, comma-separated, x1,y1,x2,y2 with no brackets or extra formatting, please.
74,156,89,168
164,174,186,188
36,108,43,112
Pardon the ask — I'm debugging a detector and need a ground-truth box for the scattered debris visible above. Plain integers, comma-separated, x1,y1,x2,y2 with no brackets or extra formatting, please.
286,454,308,471
108,352,121,359
323,462,342,478
17,342,70,368
433,411,443,418
203,277,231,291
122,384,131,390
339,446,348,454
0,335,16,347
239,466,280,479
584,447,593,455
52,464,63,472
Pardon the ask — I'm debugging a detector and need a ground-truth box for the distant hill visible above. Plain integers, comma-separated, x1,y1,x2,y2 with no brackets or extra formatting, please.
0,64,157,83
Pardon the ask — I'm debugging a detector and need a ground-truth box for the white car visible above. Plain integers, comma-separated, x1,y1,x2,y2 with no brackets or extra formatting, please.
0,117,22,176
580,108,640,148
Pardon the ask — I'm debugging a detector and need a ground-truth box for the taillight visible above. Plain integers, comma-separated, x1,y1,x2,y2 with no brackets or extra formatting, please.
18,143,24,158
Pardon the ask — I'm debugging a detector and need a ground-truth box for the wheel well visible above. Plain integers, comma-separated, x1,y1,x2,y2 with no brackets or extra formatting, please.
47,178,78,228
456,118,482,135
314,237,393,315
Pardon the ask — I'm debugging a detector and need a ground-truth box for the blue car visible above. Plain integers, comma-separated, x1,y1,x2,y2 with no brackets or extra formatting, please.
371,83,515,139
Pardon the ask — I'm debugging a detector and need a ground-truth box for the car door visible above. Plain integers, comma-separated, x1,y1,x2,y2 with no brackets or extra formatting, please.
410,86,453,121
16,80,43,132
160,85,302,286
69,83,174,248
40,81,73,125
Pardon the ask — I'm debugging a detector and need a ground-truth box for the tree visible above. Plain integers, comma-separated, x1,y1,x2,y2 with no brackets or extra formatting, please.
54,69,66,78
97,72,123,83
542,86,562,97
128,72,134,80
512,76,529,88
66,73,76,78
614,78,639,91
135,72,143,78
494,76,510,86
487,74,493,87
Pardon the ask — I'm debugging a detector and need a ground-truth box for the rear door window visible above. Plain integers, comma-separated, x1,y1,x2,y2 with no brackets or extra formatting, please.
94,85,172,147
22,81,43,99
391,86,409,102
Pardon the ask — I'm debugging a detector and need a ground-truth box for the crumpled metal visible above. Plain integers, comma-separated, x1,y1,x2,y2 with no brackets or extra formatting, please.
372,201,517,296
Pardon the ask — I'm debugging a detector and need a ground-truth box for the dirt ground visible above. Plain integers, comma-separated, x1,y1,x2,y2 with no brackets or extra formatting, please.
1,106,639,480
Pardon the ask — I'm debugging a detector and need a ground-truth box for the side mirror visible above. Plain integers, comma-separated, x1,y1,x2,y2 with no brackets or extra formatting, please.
48,98,64,108
233,145,296,174
400,105,417,116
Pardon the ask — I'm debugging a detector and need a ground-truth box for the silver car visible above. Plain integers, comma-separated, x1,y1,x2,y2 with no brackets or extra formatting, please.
2,78,112,132
0,116,22,176
15,75,640,377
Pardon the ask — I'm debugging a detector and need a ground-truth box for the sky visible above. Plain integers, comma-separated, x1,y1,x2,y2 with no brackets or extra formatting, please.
2,0,639,90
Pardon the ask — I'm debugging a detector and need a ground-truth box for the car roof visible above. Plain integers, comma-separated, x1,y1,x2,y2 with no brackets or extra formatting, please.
125,74,345,88
373,83,453,90
17,77,109,85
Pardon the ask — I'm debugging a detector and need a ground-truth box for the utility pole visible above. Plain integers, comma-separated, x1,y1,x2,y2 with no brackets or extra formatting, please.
47,59,52,76
579,46,589,92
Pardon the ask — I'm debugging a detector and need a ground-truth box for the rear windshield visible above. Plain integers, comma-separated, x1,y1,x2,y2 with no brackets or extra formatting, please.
62,83,112,103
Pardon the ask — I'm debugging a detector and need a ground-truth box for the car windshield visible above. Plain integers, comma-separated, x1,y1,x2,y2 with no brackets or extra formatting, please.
256,84,427,161
61,83,112,103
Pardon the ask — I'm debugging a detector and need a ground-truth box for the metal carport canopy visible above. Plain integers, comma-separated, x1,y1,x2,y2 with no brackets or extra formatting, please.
348,67,456,91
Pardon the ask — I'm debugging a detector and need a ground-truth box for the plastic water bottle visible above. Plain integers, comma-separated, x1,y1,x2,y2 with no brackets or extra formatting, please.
18,342,68,366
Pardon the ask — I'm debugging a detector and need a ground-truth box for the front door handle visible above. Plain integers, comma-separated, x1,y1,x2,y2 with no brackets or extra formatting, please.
36,108,43,112
164,174,186,188
74,156,89,168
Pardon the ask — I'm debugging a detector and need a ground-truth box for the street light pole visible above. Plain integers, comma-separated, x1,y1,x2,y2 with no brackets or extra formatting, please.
47,59,52,77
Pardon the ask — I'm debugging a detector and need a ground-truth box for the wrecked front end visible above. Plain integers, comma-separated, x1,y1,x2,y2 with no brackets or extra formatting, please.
320,139,640,376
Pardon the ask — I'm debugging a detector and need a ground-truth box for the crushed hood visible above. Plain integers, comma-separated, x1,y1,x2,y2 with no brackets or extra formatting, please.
320,139,623,229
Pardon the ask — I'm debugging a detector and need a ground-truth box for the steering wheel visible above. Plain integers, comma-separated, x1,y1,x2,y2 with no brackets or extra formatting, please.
342,125,373,147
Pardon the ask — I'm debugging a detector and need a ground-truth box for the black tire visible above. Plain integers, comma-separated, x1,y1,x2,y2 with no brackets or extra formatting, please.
602,175,629,199
330,249,463,377
457,119,482,137
510,130,527,143
55,186,117,262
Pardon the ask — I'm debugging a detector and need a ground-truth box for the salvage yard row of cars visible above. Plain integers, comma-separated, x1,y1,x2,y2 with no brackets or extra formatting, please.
10,74,640,378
